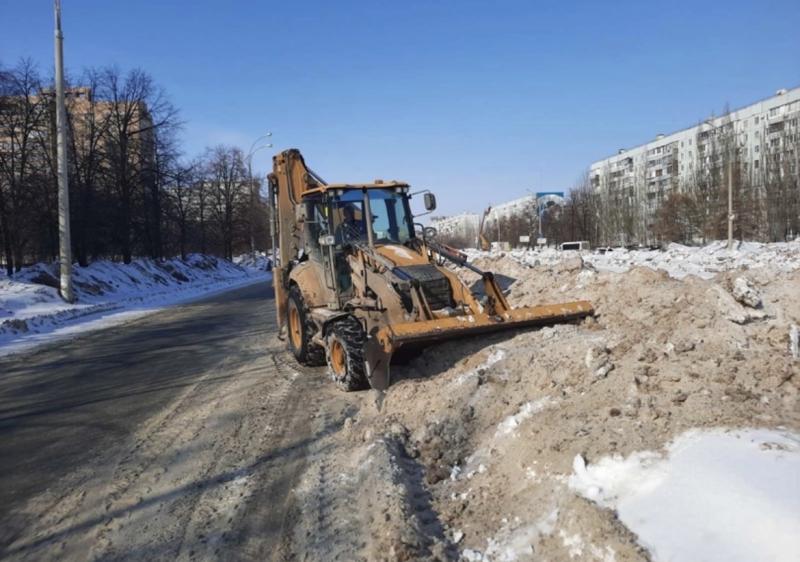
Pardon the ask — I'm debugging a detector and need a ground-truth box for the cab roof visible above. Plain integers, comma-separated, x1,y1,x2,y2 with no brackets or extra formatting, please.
302,181,409,197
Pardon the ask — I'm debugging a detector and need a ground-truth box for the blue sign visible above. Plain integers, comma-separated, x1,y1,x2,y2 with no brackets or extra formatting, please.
535,192,565,212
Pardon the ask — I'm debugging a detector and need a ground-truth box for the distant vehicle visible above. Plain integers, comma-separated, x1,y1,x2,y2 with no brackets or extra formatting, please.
560,241,590,251
595,246,613,255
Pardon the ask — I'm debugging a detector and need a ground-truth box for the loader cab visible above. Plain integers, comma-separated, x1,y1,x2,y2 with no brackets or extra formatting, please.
328,187,415,247
301,185,416,300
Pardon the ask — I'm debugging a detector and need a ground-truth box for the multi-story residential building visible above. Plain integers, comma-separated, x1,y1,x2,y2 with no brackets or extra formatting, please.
432,192,570,247
485,195,536,226
1,83,157,264
1,85,154,175
589,86,800,234
431,212,480,244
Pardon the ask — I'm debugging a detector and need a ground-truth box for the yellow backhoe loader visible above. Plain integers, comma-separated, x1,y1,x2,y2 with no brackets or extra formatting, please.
268,149,593,391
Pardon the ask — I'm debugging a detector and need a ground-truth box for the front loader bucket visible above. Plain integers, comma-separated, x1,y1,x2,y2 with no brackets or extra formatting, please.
363,300,594,390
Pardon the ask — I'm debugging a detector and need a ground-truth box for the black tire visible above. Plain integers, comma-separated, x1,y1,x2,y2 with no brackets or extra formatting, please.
325,316,369,391
286,285,325,366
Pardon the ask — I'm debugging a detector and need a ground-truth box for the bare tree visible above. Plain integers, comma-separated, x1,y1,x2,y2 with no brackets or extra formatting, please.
163,159,198,259
61,69,112,264
206,145,248,260
98,67,179,263
654,192,698,243
0,59,50,273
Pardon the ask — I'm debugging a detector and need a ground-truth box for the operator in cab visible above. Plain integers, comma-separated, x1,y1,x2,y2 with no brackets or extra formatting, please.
335,204,367,244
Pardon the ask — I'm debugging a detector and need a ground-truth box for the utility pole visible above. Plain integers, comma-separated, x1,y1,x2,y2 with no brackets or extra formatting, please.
54,0,74,302
538,198,544,239
727,156,734,250
247,156,256,260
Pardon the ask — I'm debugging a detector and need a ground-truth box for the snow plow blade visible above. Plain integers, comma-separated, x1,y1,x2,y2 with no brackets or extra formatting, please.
364,300,594,390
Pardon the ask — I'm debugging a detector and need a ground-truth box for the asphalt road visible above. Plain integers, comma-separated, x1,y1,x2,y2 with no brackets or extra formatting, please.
0,281,352,561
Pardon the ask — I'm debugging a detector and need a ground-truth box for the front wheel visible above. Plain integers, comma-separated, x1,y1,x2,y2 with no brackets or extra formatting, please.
286,286,325,365
326,317,369,391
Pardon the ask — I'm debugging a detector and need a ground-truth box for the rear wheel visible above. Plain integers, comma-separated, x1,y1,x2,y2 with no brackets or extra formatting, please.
326,316,369,391
286,286,325,366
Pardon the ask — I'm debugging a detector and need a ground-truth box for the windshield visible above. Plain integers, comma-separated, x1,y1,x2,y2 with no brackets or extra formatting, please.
332,189,414,245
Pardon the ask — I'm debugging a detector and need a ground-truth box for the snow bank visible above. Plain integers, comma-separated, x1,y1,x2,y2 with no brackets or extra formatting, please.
233,251,272,271
0,254,269,356
466,239,800,280
569,428,800,562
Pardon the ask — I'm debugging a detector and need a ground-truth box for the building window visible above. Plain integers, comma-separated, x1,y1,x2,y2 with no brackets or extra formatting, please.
754,160,759,169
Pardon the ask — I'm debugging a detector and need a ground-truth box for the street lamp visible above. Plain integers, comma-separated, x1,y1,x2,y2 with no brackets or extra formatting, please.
248,132,272,157
245,133,274,259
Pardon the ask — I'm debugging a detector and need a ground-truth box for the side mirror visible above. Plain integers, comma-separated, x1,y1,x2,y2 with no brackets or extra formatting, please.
424,192,437,211
423,226,438,240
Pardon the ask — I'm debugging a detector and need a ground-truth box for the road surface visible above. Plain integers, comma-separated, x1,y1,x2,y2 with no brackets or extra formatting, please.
0,282,358,561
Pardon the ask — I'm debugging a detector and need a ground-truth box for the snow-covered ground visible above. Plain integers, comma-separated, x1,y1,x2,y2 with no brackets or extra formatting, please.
569,428,800,562
467,239,800,279
0,254,270,357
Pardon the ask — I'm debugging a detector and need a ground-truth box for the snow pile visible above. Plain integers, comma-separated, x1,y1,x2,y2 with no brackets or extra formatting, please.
569,428,800,562
466,239,800,280
233,251,272,271
0,254,268,355
324,238,799,561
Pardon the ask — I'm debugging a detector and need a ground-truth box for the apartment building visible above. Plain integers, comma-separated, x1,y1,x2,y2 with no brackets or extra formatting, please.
0,86,155,175
431,212,480,244
589,86,800,224
485,195,536,226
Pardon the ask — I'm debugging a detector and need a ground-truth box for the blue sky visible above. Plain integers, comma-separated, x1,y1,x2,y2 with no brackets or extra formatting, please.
2,0,798,216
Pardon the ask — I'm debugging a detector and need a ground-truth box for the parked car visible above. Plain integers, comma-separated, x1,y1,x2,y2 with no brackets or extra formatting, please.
560,241,591,251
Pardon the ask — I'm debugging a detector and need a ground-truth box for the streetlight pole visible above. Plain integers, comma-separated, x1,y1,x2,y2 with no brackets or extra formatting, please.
245,133,272,259
706,119,735,250
54,0,74,302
